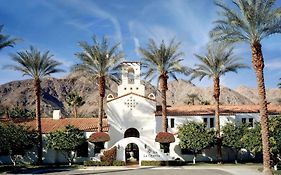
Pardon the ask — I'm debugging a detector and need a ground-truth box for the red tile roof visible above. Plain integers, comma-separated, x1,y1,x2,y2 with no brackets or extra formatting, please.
155,105,281,116
0,118,109,133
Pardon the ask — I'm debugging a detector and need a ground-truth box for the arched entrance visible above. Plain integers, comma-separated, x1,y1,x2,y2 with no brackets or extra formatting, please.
124,128,140,138
125,143,139,165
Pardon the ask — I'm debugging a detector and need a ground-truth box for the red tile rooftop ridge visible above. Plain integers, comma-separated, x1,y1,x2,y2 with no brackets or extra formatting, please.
155,105,281,116
0,118,109,133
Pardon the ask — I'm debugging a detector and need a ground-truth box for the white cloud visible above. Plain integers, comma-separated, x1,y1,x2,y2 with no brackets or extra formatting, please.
265,58,281,70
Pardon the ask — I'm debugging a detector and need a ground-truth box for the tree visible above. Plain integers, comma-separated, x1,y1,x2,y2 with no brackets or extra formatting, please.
6,46,64,164
278,78,281,88
178,121,215,164
190,42,247,162
139,38,188,132
210,0,281,173
0,123,37,166
66,92,85,118
0,25,17,50
222,122,248,163
46,125,86,165
185,93,200,105
73,36,123,132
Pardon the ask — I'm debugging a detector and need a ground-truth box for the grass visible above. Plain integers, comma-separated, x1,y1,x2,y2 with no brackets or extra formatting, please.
274,170,281,175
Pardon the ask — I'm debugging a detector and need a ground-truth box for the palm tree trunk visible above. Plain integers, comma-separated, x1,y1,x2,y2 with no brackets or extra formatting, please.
34,78,43,165
98,76,105,132
160,74,168,132
213,76,222,163
251,42,272,175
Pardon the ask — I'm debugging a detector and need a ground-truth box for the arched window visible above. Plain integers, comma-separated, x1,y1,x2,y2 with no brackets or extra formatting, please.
127,68,135,84
124,128,140,138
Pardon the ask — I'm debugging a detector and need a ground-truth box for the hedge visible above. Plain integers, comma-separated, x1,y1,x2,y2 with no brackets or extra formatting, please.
84,160,125,166
141,160,187,166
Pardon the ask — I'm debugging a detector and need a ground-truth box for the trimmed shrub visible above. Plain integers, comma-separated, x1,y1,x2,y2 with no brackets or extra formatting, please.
141,160,187,166
84,160,125,166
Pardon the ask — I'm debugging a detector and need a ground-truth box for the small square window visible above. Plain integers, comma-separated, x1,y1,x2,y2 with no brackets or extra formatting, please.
124,88,126,90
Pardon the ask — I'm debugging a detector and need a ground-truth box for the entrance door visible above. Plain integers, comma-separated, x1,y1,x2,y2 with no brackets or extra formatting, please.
125,143,139,165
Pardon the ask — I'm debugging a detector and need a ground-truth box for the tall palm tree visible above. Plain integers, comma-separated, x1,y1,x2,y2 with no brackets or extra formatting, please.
66,92,85,118
139,38,188,132
73,36,123,132
190,42,247,163
278,78,281,88
6,46,63,164
0,25,17,50
210,0,281,173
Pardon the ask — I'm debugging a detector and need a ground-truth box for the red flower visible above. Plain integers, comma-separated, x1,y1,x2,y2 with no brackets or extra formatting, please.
88,132,110,142
155,132,175,143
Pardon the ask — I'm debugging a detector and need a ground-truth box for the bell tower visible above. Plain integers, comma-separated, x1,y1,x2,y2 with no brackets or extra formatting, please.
117,62,145,96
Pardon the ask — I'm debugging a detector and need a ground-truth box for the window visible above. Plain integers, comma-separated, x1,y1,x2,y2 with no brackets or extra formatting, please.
203,118,208,126
94,142,105,154
210,118,214,128
76,142,88,157
241,118,254,127
128,68,135,84
249,118,254,127
170,118,175,128
160,143,170,153
203,117,214,128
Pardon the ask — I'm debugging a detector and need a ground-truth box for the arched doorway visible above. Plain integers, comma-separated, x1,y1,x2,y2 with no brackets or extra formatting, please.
125,143,139,165
124,128,140,138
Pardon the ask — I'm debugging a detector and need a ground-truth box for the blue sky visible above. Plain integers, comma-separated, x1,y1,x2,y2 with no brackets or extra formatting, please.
0,0,281,89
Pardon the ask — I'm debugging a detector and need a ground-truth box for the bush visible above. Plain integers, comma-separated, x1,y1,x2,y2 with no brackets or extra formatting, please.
84,160,125,166
100,146,117,165
141,160,187,166
112,160,126,166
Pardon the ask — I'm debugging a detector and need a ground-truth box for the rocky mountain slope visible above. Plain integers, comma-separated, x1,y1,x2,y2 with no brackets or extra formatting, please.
0,76,280,117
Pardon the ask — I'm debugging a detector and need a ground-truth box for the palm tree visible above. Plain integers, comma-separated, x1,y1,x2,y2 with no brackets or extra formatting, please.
210,0,281,173
190,42,247,163
139,38,188,132
278,78,281,88
6,46,63,164
66,92,85,118
73,36,123,132
0,25,17,50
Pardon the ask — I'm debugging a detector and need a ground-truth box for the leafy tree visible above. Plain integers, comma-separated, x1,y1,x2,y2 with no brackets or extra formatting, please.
0,123,37,165
178,121,215,164
46,125,86,165
8,107,35,119
184,93,200,105
0,25,17,50
190,42,247,162
241,124,262,155
139,38,188,132
210,0,281,173
6,46,64,164
73,36,123,132
222,122,248,163
66,92,85,118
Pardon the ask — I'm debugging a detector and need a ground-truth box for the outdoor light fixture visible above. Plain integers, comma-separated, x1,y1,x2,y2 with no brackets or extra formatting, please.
117,144,120,149
144,144,147,149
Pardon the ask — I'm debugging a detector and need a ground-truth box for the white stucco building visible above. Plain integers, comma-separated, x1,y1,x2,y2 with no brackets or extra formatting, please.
1,61,281,165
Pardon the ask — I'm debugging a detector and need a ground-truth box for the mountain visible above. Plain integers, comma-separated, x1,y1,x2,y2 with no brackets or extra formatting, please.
0,76,280,117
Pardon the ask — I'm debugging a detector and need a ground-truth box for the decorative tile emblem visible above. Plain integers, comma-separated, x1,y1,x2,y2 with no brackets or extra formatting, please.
124,96,138,110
